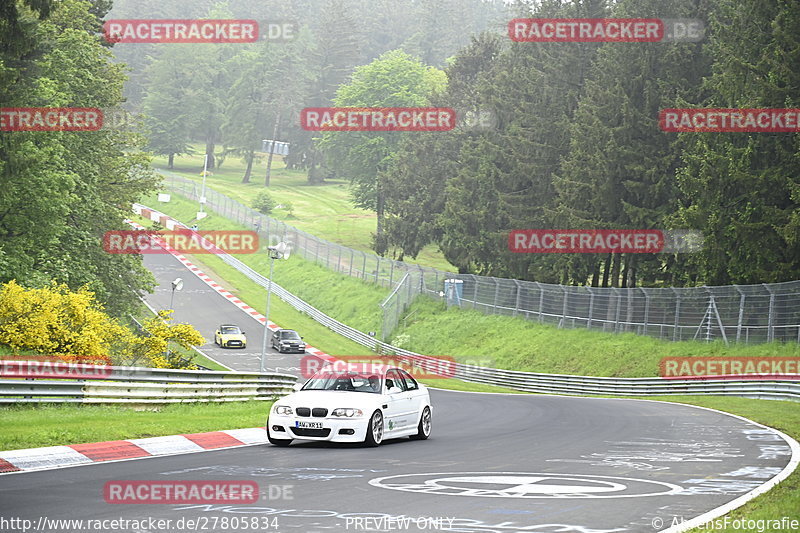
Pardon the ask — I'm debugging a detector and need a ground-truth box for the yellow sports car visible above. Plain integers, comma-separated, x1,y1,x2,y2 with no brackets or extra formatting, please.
214,324,247,349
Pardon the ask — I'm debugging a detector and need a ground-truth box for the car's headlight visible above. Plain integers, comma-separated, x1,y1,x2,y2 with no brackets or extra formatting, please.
273,405,293,415
331,408,363,417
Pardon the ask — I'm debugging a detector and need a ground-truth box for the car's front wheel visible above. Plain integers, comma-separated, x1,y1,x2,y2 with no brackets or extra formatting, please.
267,428,292,447
364,410,384,447
410,406,432,440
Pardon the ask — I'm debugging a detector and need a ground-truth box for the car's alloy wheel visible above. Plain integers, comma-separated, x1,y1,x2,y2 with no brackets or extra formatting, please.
410,406,431,440
364,410,383,447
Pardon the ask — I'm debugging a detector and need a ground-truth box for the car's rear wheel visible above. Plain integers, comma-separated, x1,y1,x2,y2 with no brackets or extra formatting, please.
410,406,432,440
364,410,384,447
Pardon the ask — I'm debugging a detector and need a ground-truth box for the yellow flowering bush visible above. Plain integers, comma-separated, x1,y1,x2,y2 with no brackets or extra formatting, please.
0,280,123,364
0,282,204,369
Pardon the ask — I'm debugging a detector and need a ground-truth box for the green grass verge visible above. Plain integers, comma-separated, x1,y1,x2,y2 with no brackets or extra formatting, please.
392,297,800,377
140,191,800,378
0,401,272,451
152,147,456,271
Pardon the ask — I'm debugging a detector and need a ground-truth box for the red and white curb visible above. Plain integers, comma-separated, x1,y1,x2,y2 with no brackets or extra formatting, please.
0,211,346,476
0,428,268,475
128,208,338,367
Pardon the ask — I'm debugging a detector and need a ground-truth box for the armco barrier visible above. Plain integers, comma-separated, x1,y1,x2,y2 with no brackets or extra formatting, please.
133,205,800,403
0,364,297,404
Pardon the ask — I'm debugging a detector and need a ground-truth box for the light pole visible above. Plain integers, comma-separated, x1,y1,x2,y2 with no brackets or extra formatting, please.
260,242,291,372
169,277,184,311
199,153,208,214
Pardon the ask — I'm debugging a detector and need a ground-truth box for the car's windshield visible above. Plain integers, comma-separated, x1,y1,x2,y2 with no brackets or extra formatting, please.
280,331,301,340
301,371,382,393
221,326,241,334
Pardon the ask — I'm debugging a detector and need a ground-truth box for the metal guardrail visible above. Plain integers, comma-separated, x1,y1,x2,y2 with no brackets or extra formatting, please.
0,365,297,404
389,353,800,402
136,204,800,403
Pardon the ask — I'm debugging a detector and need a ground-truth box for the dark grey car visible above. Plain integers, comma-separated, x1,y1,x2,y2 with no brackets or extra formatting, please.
271,329,306,354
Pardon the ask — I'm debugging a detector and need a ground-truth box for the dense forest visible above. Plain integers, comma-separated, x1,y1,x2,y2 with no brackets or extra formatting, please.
115,0,799,288
1,0,798,319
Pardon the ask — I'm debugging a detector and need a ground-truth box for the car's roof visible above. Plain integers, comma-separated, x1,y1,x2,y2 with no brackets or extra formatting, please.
315,362,402,376
219,324,240,328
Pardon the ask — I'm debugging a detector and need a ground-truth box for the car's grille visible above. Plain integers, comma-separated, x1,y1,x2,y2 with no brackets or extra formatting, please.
290,427,331,437
227,340,242,346
295,407,328,418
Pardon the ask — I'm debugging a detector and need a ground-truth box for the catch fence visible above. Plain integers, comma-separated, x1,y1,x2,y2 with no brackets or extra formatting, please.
159,171,800,344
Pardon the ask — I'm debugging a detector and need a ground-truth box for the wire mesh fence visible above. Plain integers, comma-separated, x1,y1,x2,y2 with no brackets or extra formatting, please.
158,170,800,345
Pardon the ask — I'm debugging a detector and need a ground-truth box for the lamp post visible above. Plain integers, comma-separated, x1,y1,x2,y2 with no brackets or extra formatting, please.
169,277,184,311
260,242,291,372
199,154,208,214
167,277,184,364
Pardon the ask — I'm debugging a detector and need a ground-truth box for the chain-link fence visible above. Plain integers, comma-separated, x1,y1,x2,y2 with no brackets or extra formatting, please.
158,170,800,345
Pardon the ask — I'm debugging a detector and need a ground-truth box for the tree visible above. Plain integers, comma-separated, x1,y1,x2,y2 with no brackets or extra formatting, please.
438,0,606,280
289,0,362,184
142,45,199,168
673,0,800,284
382,33,505,261
0,0,158,317
318,49,446,255
555,0,712,287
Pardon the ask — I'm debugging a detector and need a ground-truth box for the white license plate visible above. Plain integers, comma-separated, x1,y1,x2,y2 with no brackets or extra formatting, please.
295,421,323,429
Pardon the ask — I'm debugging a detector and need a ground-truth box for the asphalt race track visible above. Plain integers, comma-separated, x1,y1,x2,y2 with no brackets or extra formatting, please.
0,391,794,533
0,250,794,533
142,252,304,375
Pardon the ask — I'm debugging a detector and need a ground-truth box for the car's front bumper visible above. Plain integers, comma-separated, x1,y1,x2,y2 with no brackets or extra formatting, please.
222,338,246,348
277,345,305,353
268,415,368,443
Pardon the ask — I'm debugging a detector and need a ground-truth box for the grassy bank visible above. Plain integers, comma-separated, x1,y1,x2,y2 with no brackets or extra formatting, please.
139,192,800,377
0,401,273,451
393,298,800,377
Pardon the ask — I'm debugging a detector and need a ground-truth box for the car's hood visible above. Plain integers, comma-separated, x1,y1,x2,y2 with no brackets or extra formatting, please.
279,390,383,409
220,333,246,340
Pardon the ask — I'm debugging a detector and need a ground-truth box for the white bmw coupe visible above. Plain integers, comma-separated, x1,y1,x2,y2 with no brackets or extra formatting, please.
267,363,432,447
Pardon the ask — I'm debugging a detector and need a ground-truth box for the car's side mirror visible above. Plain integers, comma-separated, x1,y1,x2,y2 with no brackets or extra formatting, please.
292,382,302,392
242,332,246,335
